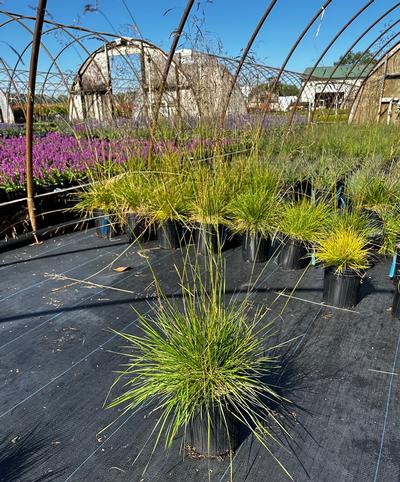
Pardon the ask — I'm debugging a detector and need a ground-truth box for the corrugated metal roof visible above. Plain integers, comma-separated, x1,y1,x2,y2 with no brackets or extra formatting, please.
303,64,374,79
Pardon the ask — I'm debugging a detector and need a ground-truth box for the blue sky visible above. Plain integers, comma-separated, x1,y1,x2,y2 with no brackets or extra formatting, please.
1,1,400,73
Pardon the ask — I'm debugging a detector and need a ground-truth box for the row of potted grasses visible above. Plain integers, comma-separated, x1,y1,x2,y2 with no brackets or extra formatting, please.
75,157,400,310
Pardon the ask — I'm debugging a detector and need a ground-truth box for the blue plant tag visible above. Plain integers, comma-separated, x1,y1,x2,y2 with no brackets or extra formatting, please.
101,215,109,237
389,252,398,279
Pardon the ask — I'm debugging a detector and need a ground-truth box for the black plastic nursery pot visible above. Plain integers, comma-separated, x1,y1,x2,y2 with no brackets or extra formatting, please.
195,224,226,255
392,253,400,285
187,407,244,456
291,178,312,202
278,238,310,270
323,266,361,308
157,220,184,249
392,283,400,319
242,231,270,263
126,212,155,243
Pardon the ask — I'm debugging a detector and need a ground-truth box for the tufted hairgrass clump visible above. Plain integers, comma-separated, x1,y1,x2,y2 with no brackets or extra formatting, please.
146,171,192,223
229,166,282,237
107,255,291,478
278,199,332,243
379,209,400,255
327,208,383,243
315,226,371,273
347,170,400,215
189,163,240,226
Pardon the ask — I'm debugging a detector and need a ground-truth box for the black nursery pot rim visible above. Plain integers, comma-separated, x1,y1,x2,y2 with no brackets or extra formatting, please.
324,265,363,277
279,234,309,246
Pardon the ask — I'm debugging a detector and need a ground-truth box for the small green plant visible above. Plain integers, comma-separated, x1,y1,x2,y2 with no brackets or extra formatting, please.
74,178,117,215
279,199,331,243
229,188,281,237
380,209,400,255
113,170,150,217
327,208,383,242
315,226,370,273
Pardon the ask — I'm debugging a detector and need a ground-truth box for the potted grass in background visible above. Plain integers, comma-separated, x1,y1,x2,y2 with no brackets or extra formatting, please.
107,254,291,479
347,169,400,217
328,208,384,254
278,198,331,270
113,170,153,243
315,226,371,308
147,172,191,249
378,209,400,318
189,163,239,255
229,168,281,263
75,178,119,239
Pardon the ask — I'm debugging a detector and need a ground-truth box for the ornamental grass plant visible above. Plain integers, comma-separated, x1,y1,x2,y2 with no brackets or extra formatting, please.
145,171,192,224
315,226,371,274
327,208,383,243
74,177,118,215
278,198,332,244
107,253,293,479
189,162,241,226
379,209,400,255
346,169,400,215
229,165,282,237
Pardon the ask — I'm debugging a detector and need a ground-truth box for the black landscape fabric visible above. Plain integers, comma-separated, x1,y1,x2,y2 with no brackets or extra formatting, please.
0,229,399,481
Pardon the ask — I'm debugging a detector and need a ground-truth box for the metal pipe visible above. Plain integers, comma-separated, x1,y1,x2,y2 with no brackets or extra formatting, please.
316,17,400,120
220,0,279,126
256,0,334,138
25,0,48,236
287,0,375,127
148,0,195,166
348,34,400,118
309,2,400,122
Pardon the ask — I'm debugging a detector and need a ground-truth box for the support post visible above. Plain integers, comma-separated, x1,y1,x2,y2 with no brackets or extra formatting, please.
25,0,48,237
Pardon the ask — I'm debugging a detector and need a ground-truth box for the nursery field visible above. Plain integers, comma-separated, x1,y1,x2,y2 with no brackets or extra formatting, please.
0,229,399,481
2,122,400,482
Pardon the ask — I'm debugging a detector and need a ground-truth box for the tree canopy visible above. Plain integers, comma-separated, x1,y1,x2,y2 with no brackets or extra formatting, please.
334,51,377,66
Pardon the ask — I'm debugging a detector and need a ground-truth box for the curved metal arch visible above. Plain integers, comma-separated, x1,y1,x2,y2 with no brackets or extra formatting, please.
0,12,77,117
317,16,400,117
333,20,400,112
0,57,26,118
287,0,375,127
0,13,200,127
68,36,204,126
348,35,400,120
255,0,334,138
220,0,279,125
149,0,195,152
309,2,400,122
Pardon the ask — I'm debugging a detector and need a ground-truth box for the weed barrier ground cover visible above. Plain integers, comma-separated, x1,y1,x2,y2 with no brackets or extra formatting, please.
0,231,399,481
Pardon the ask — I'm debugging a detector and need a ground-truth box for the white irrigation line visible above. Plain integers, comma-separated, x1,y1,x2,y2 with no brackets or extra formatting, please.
273,291,360,313
62,409,140,482
0,182,93,207
0,253,177,417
